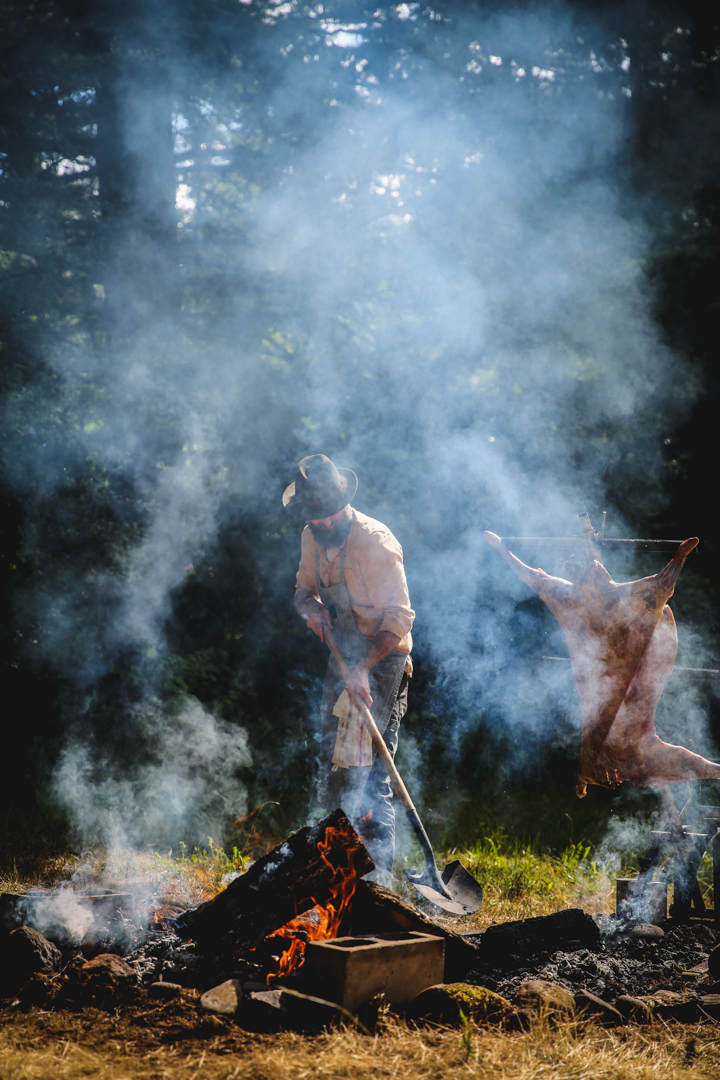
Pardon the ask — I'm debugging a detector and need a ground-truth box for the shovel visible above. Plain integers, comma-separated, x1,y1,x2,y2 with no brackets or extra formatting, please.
323,626,483,917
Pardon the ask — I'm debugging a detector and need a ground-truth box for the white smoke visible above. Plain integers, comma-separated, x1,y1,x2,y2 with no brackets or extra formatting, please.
52,697,250,849
3,1,717,850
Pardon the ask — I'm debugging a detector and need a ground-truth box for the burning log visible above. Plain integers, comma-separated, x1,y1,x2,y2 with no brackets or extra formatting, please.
179,809,374,963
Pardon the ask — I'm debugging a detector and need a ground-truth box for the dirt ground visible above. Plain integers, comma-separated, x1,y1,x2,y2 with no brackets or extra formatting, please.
3,996,720,1080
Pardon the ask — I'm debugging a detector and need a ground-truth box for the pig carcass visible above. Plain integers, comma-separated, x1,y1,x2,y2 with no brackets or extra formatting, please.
484,532,720,796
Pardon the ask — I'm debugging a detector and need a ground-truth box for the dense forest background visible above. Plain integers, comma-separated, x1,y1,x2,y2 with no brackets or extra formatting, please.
1,0,719,871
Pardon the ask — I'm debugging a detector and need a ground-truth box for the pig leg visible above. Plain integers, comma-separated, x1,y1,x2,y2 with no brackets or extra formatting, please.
634,737,720,786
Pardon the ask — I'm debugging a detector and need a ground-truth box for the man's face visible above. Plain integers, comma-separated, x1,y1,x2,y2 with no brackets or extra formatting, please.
308,505,352,547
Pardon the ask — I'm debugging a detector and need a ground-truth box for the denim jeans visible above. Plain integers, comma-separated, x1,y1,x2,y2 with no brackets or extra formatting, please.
318,670,409,873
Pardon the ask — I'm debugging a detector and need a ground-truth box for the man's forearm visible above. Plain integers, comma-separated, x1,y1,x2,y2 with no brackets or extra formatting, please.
294,587,319,618
356,630,401,674
343,630,401,707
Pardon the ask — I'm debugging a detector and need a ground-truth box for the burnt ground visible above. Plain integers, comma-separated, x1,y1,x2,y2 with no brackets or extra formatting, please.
2,912,719,1027
4,914,720,1080
4,872,720,1080
0,990,251,1051
465,919,720,1002
2,969,720,1080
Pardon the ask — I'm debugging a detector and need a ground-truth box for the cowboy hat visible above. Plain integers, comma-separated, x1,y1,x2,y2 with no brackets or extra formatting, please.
282,454,358,519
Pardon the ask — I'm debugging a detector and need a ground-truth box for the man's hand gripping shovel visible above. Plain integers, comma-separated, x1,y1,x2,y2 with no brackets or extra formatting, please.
323,626,483,917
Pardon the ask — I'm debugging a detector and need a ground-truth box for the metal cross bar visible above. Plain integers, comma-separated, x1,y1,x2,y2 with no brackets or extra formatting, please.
499,537,694,554
540,656,720,679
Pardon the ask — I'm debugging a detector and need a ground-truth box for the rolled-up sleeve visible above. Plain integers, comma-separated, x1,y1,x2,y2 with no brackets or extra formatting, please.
295,526,319,595
360,532,415,641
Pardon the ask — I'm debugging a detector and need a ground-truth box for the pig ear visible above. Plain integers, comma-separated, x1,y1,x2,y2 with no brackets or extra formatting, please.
483,531,503,549
677,537,699,558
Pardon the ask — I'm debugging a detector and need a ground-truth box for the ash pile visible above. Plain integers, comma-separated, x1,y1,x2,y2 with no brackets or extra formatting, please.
3,810,720,1032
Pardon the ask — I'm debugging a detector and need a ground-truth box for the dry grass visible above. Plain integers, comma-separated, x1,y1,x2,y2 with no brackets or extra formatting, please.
1,1011,720,1080
0,855,80,895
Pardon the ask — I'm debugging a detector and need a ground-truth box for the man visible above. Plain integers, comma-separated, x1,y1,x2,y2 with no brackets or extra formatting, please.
283,454,414,875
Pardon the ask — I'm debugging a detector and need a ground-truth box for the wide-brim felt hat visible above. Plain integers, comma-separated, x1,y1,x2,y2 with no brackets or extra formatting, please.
282,454,358,519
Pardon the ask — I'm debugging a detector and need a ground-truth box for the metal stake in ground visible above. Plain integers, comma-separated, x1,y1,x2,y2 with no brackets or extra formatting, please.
323,626,483,918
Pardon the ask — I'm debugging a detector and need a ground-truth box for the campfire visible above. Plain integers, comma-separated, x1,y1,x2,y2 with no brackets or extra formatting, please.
3,806,720,1034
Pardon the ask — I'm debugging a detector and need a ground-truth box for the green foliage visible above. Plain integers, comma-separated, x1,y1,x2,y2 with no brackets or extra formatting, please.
180,836,253,893
448,832,604,906
458,1007,475,1063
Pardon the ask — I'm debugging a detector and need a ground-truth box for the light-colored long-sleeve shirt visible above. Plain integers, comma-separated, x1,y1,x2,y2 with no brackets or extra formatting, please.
295,508,415,660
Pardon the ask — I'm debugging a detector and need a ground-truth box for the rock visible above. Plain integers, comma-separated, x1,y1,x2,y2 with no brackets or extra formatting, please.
615,995,654,1024
82,953,136,978
513,980,574,1016
57,951,140,1010
149,981,183,1000
638,990,699,1023
574,990,624,1026
0,892,33,932
237,988,284,1033
5,927,62,987
708,945,720,981
200,978,243,1017
628,924,664,941
481,909,602,965
699,994,720,1020
410,983,512,1027
279,987,370,1034
234,986,370,1035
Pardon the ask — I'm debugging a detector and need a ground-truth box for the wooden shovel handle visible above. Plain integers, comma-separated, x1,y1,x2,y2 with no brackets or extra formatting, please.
323,627,415,814
324,627,450,895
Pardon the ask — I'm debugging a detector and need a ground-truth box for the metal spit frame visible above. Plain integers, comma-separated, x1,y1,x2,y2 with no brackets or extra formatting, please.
635,797,720,925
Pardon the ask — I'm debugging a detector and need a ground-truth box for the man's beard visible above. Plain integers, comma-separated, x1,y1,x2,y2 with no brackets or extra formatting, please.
309,514,353,549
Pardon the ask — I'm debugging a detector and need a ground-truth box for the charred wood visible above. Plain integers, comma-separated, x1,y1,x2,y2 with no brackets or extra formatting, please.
178,809,374,961
479,908,602,966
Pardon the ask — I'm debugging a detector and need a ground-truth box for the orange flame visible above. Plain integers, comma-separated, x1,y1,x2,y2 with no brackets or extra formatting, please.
266,821,364,984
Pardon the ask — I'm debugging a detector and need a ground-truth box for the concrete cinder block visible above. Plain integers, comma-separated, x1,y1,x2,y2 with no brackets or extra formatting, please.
300,932,444,1015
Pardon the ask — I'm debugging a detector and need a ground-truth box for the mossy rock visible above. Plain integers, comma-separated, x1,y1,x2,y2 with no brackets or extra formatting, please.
409,983,512,1026
514,979,574,1016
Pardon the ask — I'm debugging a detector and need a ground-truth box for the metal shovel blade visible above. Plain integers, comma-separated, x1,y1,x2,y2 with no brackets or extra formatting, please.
404,859,484,917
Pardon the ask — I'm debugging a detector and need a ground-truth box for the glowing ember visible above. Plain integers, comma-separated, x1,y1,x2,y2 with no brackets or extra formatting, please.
148,903,187,931
266,820,365,983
